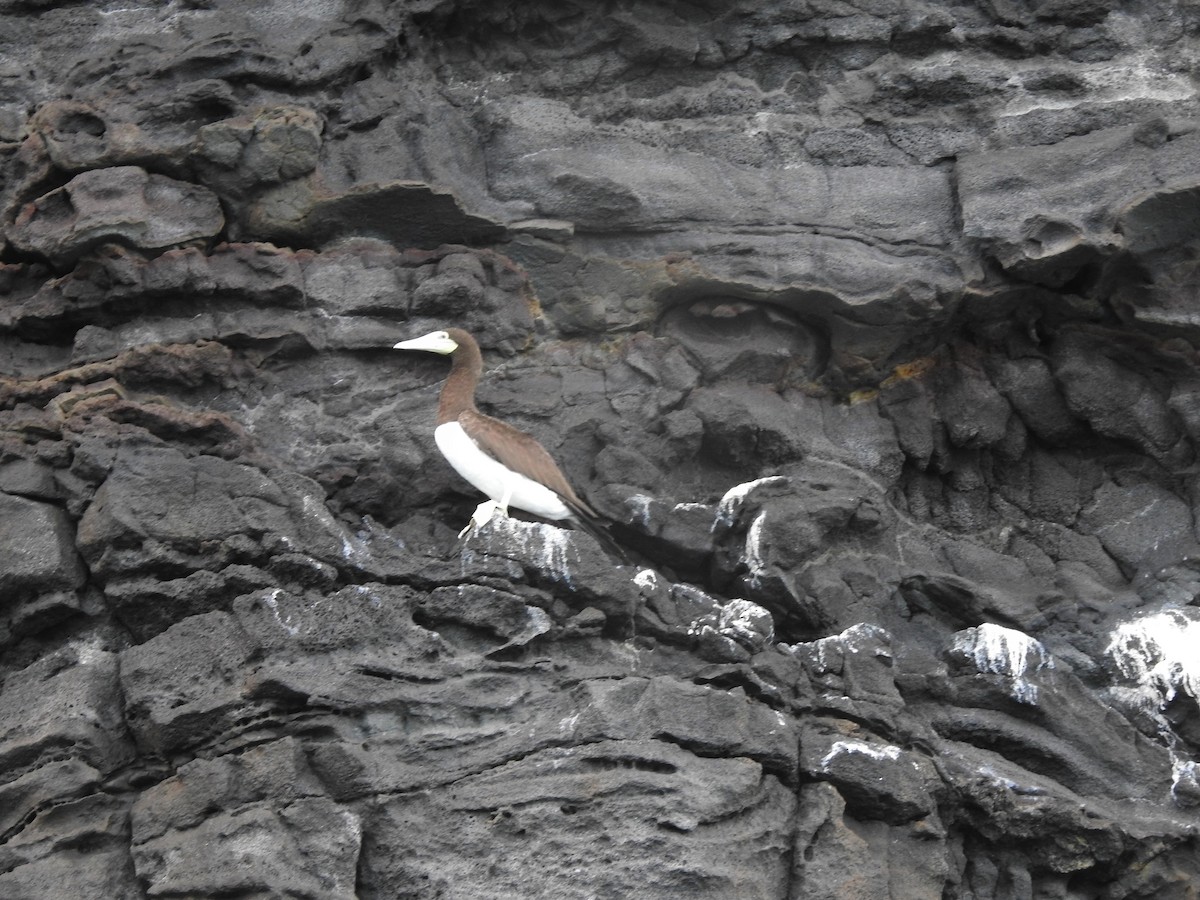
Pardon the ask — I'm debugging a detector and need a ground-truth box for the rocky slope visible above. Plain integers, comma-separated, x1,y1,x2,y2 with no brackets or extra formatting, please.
2,1,1200,897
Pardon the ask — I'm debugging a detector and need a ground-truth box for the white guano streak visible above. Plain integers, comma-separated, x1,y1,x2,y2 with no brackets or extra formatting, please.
956,623,1053,705
713,475,788,530
1107,610,1200,706
633,569,658,591
820,739,903,770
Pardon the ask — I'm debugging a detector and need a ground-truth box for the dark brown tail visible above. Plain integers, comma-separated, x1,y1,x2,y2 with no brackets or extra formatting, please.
566,503,630,564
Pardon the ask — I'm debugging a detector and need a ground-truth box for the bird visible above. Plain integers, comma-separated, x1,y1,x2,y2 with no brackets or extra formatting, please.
394,327,625,558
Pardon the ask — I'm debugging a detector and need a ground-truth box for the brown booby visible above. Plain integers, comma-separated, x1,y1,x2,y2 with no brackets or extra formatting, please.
394,328,622,555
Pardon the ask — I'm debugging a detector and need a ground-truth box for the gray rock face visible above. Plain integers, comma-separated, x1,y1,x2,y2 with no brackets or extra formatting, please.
0,492,86,640
7,166,225,266
2,1,1200,898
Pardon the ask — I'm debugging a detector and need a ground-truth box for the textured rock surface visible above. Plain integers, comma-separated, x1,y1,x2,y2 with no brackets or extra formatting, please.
2,1,1200,898
8,166,224,266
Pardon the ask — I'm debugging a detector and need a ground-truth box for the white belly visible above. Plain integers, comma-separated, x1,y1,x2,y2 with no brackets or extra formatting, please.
434,422,573,520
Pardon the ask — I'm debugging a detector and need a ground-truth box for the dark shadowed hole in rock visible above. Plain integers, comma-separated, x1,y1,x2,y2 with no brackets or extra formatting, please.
410,608,506,653
55,111,106,137
31,186,75,221
898,575,993,629
581,756,678,775
655,297,825,384
1056,260,1103,296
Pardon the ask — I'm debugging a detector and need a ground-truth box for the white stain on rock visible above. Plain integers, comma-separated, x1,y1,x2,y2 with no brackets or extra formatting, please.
952,623,1053,705
1002,59,1196,117
470,514,578,587
687,597,775,653
261,588,300,636
713,477,791,584
627,494,654,527
820,739,903,770
716,598,775,648
713,475,788,530
790,622,894,672
534,525,575,585
975,765,1047,797
1171,755,1200,808
1107,609,1200,706
69,637,114,667
299,492,362,560
743,511,768,583
633,568,658,591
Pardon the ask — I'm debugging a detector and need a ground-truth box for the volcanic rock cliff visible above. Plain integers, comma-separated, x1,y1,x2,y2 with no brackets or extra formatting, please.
2,1,1200,898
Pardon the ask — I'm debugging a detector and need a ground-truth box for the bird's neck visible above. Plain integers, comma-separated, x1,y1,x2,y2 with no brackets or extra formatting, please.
436,342,483,425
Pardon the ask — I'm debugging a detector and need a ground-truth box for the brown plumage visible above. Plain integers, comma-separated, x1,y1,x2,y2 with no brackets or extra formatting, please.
435,328,600,521
395,327,624,558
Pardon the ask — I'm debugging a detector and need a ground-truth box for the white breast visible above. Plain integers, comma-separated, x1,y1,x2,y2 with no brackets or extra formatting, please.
434,421,573,521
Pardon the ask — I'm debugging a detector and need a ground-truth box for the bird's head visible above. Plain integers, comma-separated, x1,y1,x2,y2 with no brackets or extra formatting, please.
393,330,459,355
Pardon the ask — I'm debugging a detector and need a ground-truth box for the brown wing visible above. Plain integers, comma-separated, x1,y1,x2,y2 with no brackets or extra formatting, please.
458,409,599,519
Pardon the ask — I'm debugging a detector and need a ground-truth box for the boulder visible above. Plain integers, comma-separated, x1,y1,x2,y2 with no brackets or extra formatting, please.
7,166,224,265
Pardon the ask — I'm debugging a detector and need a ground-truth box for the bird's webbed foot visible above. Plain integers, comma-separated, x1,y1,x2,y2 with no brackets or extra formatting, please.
458,499,509,538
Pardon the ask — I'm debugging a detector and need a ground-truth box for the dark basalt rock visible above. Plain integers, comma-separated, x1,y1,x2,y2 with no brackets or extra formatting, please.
6,167,225,267
0,491,87,640
2,1,1200,898
245,179,507,250
191,106,324,196
959,125,1200,287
